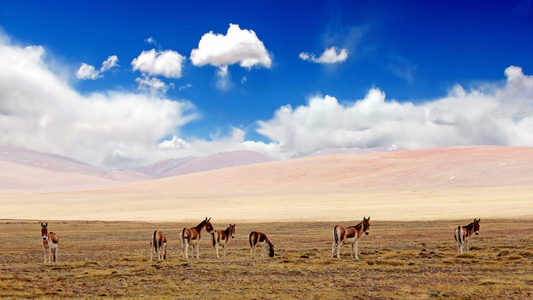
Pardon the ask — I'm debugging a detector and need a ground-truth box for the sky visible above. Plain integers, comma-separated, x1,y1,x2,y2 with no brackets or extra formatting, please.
0,0,532,169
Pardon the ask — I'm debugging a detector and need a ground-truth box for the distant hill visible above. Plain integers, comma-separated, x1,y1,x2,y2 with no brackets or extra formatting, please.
129,150,277,178
0,146,276,191
0,145,151,192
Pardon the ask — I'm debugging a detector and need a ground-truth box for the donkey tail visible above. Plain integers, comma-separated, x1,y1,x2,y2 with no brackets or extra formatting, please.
249,232,254,248
153,230,159,253
333,226,339,245
454,226,460,243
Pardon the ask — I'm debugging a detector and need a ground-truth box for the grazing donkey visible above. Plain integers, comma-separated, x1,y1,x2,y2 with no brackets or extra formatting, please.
454,218,480,253
332,217,371,260
249,231,274,258
40,223,59,263
150,230,168,262
212,224,236,259
179,217,214,260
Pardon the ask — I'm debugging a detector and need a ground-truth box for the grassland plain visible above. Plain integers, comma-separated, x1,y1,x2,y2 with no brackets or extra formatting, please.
1,219,532,299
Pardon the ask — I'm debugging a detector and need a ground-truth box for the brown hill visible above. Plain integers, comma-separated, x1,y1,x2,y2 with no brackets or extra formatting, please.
1,146,532,222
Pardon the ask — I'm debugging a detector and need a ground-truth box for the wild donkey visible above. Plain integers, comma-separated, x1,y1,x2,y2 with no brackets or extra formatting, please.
332,217,370,260
454,218,480,253
179,217,214,260
212,224,236,259
249,231,274,258
40,223,59,263
150,230,167,262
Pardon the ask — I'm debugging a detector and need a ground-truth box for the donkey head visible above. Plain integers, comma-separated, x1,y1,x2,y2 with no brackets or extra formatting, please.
229,224,236,239
204,217,214,235
40,223,48,240
362,217,371,235
268,242,275,258
473,218,480,235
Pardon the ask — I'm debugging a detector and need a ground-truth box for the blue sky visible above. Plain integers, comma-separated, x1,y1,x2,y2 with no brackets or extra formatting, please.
0,0,532,168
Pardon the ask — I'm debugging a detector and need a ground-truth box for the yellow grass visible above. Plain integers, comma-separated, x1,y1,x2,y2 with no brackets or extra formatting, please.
1,219,532,299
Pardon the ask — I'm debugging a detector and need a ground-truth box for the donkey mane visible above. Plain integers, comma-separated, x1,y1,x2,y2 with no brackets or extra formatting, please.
348,220,364,229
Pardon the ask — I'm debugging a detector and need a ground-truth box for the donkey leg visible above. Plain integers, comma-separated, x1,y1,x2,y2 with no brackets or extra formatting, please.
215,244,220,259
331,242,336,259
355,241,359,260
250,246,255,258
184,243,189,260
337,244,342,260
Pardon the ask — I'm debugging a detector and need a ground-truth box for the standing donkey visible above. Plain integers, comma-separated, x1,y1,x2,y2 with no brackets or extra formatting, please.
454,218,481,253
40,223,59,263
179,217,214,260
249,231,274,258
150,230,167,262
332,217,370,260
212,224,236,259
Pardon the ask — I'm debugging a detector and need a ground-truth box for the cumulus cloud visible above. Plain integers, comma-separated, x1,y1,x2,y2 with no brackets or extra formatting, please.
158,136,191,150
0,36,198,168
76,55,119,80
190,23,272,91
131,49,185,79
190,23,272,68
256,66,533,158
299,46,348,64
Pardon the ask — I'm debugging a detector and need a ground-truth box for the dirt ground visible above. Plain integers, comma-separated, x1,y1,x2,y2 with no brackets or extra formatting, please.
1,219,532,299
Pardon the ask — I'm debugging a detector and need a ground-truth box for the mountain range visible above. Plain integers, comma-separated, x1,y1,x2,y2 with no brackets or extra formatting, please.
0,144,403,192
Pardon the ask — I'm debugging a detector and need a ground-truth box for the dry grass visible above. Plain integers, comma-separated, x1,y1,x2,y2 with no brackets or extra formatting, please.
0,219,532,299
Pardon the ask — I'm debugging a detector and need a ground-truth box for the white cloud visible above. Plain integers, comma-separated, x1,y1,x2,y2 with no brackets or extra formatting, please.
299,46,348,64
190,23,271,91
0,36,198,168
178,83,193,91
135,75,174,95
215,65,232,91
257,66,533,158
158,136,190,150
190,23,272,69
76,55,119,80
145,37,157,46
131,49,185,79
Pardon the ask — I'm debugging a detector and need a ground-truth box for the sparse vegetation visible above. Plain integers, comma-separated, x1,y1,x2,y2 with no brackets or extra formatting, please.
0,219,531,299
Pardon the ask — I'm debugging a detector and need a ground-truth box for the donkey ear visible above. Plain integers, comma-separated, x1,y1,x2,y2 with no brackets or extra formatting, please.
368,217,370,221
208,217,211,221
45,223,48,227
